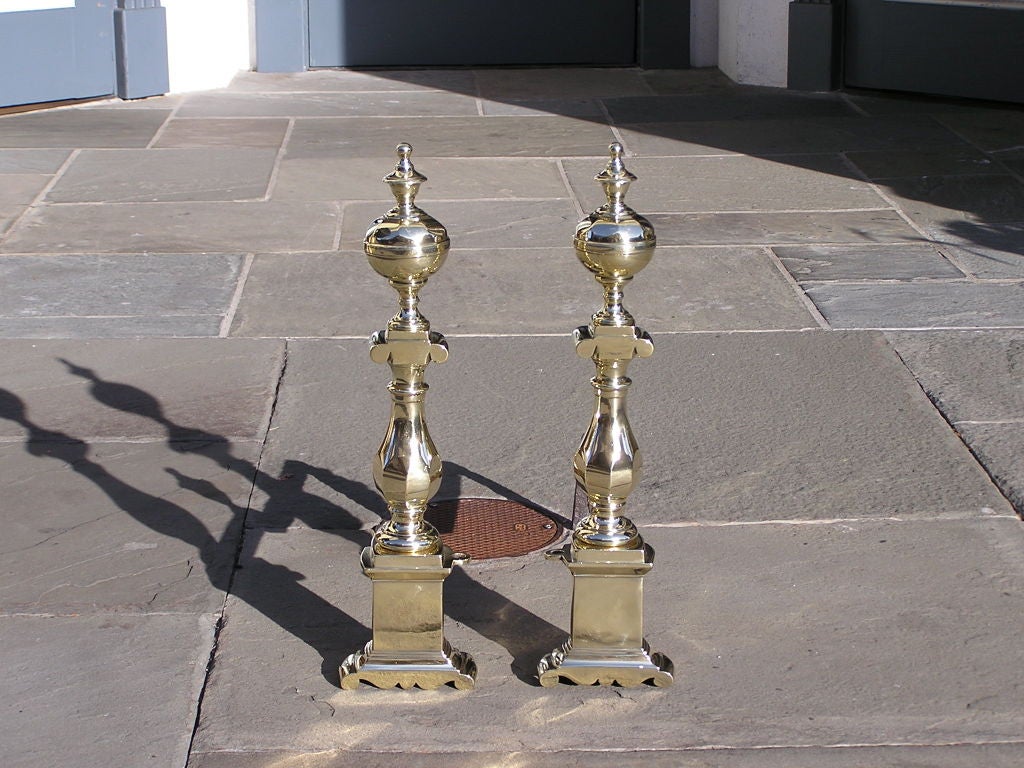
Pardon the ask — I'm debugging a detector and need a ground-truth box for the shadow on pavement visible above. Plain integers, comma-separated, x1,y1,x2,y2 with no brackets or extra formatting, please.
0,358,566,687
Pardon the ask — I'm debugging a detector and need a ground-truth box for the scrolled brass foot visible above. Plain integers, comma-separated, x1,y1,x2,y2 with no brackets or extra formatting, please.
537,640,673,688
340,640,477,691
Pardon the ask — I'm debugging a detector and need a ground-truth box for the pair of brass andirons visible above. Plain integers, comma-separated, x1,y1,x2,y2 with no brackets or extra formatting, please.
339,142,673,690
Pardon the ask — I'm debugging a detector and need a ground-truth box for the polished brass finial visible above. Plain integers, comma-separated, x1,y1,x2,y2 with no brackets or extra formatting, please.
365,143,450,333
595,141,636,214
574,143,655,328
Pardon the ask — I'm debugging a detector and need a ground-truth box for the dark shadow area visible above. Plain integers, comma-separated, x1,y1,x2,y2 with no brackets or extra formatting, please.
0,359,570,687
324,0,638,69
0,382,370,685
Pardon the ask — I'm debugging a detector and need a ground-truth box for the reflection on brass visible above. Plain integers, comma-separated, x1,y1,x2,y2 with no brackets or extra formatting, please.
340,144,475,691
538,143,673,688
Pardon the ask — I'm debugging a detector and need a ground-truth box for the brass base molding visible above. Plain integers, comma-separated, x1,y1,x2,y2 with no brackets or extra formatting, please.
340,548,476,691
538,544,673,687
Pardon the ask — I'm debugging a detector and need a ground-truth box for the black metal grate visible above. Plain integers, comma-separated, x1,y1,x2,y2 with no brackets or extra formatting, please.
425,498,563,560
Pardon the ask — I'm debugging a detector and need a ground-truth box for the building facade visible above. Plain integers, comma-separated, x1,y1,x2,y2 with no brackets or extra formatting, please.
1,0,1021,108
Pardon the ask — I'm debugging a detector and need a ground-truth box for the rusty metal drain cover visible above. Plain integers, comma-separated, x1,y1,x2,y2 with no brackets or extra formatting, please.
425,498,563,561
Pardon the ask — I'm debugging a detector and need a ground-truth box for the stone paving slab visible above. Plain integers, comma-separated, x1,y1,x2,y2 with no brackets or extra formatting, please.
339,199,578,251
229,247,815,338
80,94,184,110
998,147,1024,177
0,173,49,205
886,330,1024,422
0,253,242,337
927,220,1024,278
641,67,737,95
0,315,226,338
2,612,215,768
0,200,339,253
189,744,1024,768
942,244,1024,279
286,116,617,158
805,282,1024,329
845,147,1000,180
0,440,258,615
191,518,1024,755
563,154,883,213
153,118,291,149
478,98,606,117
648,210,918,246
177,91,479,119
604,92,856,124
616,115,970,157
247,333,1009,530
0,108,170,148
775,243,964,281
0,338,284,440
957,422,1024,514
229,69,479,94
272,156,569,202
880,175,1024,231
935,111,1024,152
0,173,48,233
844,91,1023,117
45,149,278,203
0,148,70,173
475,67,654,100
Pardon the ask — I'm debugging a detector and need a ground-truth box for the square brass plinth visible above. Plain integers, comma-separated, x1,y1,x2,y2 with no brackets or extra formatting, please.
339,547,476,690
538,544,673,687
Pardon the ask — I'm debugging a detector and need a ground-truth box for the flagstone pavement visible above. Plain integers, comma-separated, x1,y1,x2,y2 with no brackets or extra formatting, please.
1,67,1023,767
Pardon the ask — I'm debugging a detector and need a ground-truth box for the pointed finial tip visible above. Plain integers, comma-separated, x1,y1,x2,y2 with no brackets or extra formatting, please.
609,142,624,158
390,142,419,180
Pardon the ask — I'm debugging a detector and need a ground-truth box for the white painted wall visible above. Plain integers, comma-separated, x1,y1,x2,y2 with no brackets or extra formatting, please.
690,0,719,67
162,0,250,93
717,0,788,87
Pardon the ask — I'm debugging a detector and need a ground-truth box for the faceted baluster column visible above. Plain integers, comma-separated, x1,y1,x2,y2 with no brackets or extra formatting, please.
340,144,476,691
538,143,674,688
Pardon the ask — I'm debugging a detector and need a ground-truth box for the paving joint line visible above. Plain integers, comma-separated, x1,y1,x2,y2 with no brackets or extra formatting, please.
181,338,290,767
0,148,79,249
145,96,184,149
648,512,1019,528
555,158,585,219
888,342,1024,519
762,245,830,329
219,252,255,338
261,117,295,201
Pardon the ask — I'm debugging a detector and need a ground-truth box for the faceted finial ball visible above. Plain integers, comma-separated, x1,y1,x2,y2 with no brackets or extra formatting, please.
573,143,655,281
364,142,449,285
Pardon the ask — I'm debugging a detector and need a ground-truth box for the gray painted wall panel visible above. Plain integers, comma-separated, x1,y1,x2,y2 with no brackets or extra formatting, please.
114,5,170,99
0,1,116,107
253,0,308,72
845,0,1024,103
307,0,638,67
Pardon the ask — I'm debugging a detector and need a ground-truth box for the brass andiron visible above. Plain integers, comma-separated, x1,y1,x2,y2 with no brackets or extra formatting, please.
538,143,674,688
340,143,476,691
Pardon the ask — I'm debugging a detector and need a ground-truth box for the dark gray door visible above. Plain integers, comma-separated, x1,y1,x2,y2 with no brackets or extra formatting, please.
0,0,115,108
844,0,1024,103
308,0,638,67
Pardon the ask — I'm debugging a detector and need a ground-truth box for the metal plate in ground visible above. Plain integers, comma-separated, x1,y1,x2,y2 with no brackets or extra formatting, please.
425,498,562,561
